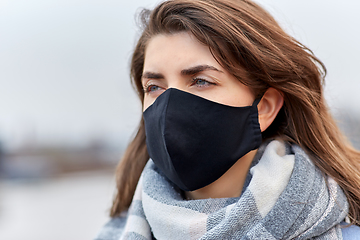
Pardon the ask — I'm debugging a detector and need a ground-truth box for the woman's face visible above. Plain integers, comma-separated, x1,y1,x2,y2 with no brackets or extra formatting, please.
142,32,255,111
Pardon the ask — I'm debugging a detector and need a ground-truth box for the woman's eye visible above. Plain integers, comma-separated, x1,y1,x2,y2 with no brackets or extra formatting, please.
192,78,214,87
195,79,207,85
144,85,161,93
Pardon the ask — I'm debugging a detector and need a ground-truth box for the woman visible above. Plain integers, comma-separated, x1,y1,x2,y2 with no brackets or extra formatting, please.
96,0,360,239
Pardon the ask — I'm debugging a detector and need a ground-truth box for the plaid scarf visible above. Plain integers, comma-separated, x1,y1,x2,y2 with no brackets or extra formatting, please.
120,140,348,239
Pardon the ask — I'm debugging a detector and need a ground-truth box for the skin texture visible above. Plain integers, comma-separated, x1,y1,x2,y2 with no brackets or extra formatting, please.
142,32,283,200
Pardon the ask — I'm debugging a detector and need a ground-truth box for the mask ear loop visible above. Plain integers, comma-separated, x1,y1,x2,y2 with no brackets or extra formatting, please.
252,97,262,107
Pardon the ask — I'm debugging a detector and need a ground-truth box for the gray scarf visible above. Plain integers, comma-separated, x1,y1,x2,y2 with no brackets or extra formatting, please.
120,140,348,239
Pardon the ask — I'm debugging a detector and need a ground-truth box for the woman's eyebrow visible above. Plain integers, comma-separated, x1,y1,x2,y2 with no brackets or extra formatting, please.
181,65,223,75
141,65,222,81
142,72,164,80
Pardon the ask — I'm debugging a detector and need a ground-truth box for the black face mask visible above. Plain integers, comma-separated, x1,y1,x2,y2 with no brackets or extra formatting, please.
143,88,262,191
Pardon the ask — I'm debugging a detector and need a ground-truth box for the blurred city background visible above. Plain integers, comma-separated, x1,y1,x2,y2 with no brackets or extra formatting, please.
0,0,359,239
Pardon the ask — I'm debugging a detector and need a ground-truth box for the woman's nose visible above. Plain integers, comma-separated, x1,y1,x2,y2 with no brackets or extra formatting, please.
165,79,188,93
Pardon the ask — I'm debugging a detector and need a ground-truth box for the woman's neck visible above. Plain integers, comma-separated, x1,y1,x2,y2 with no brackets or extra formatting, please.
185,150,258,200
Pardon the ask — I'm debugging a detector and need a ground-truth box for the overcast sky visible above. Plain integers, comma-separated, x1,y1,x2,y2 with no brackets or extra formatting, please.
1,0,359,150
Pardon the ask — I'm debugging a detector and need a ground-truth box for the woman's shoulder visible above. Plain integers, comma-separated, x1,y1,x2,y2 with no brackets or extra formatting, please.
341,222,360,240
94,212,128,240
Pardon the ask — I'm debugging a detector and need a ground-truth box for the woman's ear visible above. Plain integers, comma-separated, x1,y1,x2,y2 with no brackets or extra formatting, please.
257,88,284,132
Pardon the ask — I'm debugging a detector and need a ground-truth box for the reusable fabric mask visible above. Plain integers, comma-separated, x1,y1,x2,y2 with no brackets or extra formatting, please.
143,88,262,191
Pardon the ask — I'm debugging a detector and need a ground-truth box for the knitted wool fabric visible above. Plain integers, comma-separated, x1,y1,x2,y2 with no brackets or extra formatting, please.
105,140,349,240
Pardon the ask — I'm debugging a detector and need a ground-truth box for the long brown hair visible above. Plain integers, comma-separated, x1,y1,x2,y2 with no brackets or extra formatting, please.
110,0,360,225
